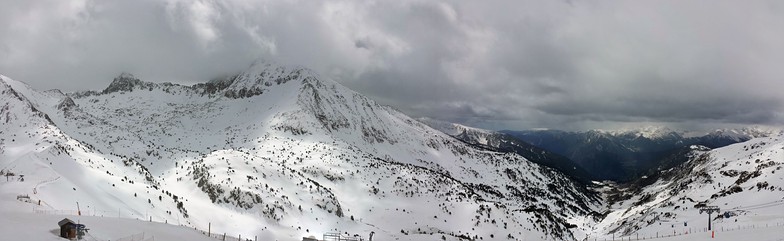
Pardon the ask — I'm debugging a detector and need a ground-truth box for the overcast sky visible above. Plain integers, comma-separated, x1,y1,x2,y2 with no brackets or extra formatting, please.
1,0,783,131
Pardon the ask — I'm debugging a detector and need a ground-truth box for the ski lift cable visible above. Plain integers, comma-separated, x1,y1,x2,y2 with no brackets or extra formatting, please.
659,199,784,224
736,200,784,209
731,202,784,212
723,200,784,211
704,198,782,211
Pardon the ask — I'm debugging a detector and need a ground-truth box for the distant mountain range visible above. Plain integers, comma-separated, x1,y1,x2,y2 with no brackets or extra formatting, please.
419,118,781,182
502,127,781,181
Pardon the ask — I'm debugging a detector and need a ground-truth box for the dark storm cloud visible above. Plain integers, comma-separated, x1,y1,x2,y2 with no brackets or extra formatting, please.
0,0,782,131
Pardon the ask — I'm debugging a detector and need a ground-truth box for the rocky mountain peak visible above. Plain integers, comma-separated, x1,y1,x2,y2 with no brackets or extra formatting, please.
56,96,77,111
217,60,320,99
102,72,147,94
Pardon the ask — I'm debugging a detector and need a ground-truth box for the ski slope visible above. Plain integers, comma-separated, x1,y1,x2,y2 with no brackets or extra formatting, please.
591,135,784,239
0,210,217,241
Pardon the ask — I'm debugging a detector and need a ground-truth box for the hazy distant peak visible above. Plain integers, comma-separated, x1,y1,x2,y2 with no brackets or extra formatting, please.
243,59,318,82
600,126,681,139
117,72,137,79
43,89,66,96
705,127,783,141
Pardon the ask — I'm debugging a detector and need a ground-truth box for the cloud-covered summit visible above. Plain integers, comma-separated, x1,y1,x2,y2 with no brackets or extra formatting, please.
1,0,782,131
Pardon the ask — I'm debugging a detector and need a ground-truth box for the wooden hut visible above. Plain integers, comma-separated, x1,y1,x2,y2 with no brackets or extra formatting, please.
58,218,77,239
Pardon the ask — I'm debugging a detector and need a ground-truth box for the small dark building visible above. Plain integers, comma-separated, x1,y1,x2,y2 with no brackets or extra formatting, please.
58,218,77,239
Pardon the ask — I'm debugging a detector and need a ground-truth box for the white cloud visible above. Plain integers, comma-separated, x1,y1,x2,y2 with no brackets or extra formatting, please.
0,0,782,131
164,0,221,47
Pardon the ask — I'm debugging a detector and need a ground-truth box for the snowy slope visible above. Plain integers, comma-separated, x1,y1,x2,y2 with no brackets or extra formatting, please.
592,135,784,239
419,118,594,183
0,210,218,241
0,61,601,241
418,117,496,145
0,75,197,238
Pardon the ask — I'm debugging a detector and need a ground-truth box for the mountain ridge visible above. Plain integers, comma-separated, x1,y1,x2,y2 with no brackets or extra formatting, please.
419,117,595,184
0,62,602,241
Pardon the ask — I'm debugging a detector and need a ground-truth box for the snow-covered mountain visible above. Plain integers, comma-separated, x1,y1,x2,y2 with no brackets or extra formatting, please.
418,118,594,183
417,117,497,145
597,126,684,140
0,61,602,241
702,128,783,142
582,126,779,142
594,135,784,239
